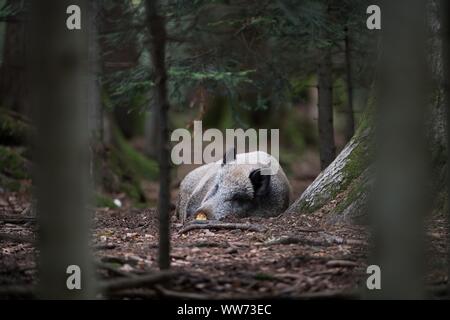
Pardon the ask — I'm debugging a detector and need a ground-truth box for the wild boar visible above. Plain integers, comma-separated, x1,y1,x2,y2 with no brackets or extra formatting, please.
177,149,291,223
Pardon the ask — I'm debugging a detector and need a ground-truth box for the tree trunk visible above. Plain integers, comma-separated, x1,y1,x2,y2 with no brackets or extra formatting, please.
317,50,336,171
87,1,102,144
441,0,450,295
145,0,171,270
87,0,103,187
144,107,159,159
0,0,27,113
30,0,96,298
344,27,355,143
368,0,428,299
285,110,373,224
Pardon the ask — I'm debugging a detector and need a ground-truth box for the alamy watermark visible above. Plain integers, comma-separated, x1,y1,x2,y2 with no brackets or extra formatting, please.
170,121,280,175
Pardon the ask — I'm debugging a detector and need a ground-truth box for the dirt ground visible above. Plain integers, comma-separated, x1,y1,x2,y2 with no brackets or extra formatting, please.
0,188,448,299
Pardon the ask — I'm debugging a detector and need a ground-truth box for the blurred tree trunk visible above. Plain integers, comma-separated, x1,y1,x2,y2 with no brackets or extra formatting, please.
0,0,27,113
368,0,428,299
442,0,450,295
317,50,335,171
30,0,96,298
145,0,171,270
344,26,355,142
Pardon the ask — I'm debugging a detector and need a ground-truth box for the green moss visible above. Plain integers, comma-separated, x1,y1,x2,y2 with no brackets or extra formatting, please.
91,110,155,206
295,119,373,215
95,193,117,208
356,96,375,134
0,146,29,192
0,173,21,191
342,135,372,184
0,109,29,145
0,146,28,180
332,175,368,215
114,126,158,181
108,145,147,204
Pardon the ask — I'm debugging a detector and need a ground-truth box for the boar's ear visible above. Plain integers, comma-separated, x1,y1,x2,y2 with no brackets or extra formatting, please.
249,168,271,197
222,147,236,166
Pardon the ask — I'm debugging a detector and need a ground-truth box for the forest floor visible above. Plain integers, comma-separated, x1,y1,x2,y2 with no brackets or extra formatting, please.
0,189,448,299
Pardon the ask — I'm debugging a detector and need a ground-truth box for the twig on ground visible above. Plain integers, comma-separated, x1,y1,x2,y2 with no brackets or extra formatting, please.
99,270,179,293
96,261,135,278
296,228,324,233
184,241,229,248
264,235,330,247
179,222,266,234
264,232,346,247
93,244,117,250
326,260,358,268
0,232,35,243
0,214,35,224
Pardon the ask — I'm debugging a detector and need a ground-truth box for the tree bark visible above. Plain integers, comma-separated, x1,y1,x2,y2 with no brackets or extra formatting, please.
145,0,171,270
317,50,336,171
144,107,159,159
441,0,450,296
87,1,102,144
368,0,428,299
344,27,355,143
0,0,27,113
30,0,96,299
285,112,373,224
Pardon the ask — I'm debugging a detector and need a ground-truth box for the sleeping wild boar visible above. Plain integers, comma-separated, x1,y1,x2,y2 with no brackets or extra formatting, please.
177,149,291,223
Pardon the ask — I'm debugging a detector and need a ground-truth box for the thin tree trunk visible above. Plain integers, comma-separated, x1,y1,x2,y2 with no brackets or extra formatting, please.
368,0,428,299
87,1,102,144
318,50,336,171
344,26,355,142
144,107,159,159
30,0,96,298
145,0,171,270
87,1,103,185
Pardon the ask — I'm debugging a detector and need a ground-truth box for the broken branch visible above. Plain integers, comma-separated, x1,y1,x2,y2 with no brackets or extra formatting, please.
0,232,35,243
179,222,266,234
0,214,35,224
99,270,179,293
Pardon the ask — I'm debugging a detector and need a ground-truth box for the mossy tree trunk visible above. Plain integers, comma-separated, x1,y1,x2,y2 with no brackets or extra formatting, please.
285,109,373,224
287,94,446,226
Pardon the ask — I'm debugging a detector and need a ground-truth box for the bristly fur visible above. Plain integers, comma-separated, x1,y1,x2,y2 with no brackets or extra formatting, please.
177,151,292,223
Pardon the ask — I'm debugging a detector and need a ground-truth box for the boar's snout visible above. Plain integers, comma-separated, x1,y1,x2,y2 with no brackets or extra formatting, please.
193,208,213,221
